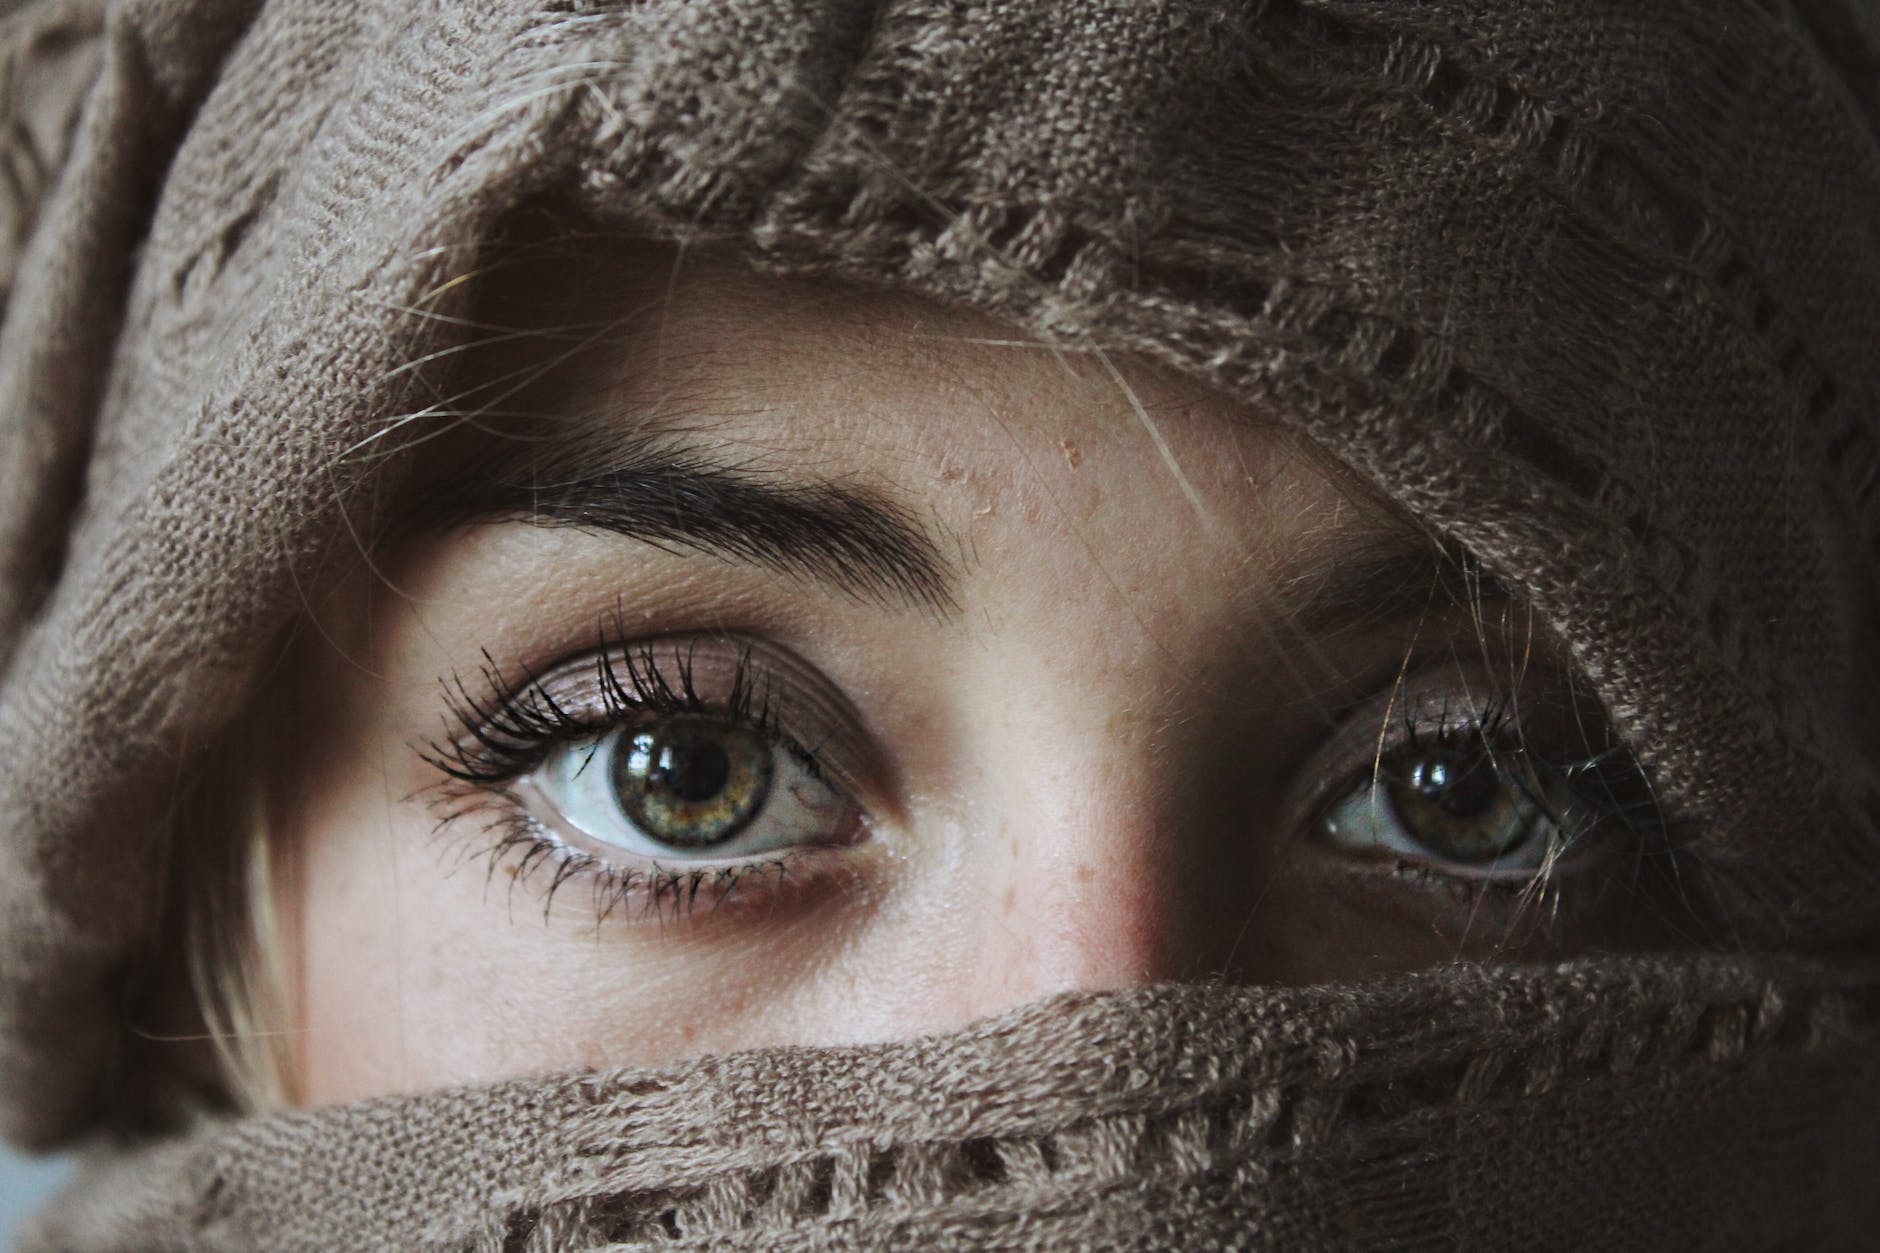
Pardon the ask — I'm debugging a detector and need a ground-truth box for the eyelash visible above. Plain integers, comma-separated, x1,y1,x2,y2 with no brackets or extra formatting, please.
1330,681,1669,928
422,643,840,923
422,641,1667,937
427,642,782,782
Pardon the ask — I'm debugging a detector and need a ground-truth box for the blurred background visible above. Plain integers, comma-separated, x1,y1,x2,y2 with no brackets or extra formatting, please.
1,1152,71,1243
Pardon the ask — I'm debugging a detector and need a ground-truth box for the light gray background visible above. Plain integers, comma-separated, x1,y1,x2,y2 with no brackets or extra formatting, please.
0,1150,71,1246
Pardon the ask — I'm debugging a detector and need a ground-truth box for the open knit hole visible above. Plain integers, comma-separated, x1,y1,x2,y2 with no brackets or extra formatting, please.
742,1163,779,1210
1035,1134,1064,1175
865,1144,901,1202
501,1207,541,1252
512,1188,702,1242
1535,112,1571,169
958,1136,1008,1186
1142,250,1278,313
800,1154,837,1217
1373,327,1418,382
1032,233,1092,289
1422,57,1467,112
1309,306,1361,358
1258,1091,1309,1152
1496,410,1604,501
1344,1054,1497,1127
1477,81,1521,137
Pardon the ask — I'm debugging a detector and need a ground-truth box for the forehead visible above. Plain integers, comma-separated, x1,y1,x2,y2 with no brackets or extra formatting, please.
452,235,1403,577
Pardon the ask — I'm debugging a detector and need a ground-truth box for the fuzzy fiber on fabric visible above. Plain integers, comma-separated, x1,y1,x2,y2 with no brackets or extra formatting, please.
21,960,1880,1250
0,0,1878,1245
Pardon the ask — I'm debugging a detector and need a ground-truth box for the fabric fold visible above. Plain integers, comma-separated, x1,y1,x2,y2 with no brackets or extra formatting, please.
23,958,1880,1250
0,0,1877,1172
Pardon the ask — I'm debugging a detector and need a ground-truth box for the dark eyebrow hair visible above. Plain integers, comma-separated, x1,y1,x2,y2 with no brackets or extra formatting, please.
405,449,958,614
1276,536,1511,639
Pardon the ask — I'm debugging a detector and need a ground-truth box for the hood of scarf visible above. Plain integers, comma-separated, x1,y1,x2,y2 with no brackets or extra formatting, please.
1,4,1879,1242
19,958,1880,1251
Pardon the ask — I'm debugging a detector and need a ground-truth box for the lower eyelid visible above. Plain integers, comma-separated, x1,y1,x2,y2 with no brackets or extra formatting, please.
468,816,880,928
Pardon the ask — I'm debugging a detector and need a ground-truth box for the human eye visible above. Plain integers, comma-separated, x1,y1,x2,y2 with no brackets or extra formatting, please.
1297,662,1676,948
422,635,875,922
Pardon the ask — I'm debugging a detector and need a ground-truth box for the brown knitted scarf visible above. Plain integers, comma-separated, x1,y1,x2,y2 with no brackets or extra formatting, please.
2,0,1878,1246
22,959,1880,1250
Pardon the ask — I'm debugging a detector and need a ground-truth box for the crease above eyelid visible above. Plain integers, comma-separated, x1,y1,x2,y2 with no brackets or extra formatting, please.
1278,658,1637,841
434,634,886,807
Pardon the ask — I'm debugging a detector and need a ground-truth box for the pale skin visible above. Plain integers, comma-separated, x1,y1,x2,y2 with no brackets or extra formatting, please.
262,239,1678,1108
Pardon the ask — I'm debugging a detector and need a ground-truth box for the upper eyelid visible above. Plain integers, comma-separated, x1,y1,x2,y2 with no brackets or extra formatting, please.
425,648,767,784
423,635,879,799
1290,662,1636,807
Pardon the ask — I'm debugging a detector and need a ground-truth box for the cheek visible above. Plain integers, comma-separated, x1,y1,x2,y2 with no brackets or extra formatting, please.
283,757,948,1106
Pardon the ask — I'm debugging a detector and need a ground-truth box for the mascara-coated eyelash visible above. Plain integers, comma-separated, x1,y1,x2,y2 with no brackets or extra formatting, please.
428,639,778,784
1305,672,1668,905
421,636,874,922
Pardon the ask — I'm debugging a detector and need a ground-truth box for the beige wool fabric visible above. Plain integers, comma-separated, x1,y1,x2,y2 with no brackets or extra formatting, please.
1,0,1878,1245
20,960,1880,1250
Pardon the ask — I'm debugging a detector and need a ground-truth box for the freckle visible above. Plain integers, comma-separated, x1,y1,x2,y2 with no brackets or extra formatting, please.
1001,885,1017,911
1059,439,1083,469
681,1023,697,1042
940,463,965,483
1074,862,1095,884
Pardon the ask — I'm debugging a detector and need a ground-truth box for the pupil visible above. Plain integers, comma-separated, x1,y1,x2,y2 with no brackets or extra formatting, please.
1415,752,1500,817
647,734,731,803
614,716,772,850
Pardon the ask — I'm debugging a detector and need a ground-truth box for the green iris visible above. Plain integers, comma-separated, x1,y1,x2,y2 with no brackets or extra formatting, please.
612,716,774,849
1386,745,1537,863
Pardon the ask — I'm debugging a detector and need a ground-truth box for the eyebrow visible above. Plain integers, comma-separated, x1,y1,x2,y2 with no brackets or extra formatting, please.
406,431,1497,633
1275,537,1511,639
406,447,959,614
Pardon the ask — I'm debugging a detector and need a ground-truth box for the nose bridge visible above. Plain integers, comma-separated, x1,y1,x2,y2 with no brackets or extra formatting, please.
938,591,1256,1024
957,745,1234,1022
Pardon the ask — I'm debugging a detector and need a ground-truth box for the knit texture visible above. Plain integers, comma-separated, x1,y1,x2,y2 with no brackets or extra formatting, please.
21,958,1880,1250
0,0,1877,1241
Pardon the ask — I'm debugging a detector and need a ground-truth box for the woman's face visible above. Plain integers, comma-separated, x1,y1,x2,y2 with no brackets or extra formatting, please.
272,241,1677,1107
